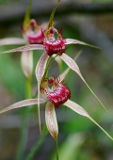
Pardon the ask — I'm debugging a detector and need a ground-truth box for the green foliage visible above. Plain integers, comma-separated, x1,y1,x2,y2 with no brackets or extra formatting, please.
51,133,84,160
0,47,26,98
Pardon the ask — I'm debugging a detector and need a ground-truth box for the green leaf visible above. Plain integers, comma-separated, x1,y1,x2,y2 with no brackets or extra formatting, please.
51,133,84,160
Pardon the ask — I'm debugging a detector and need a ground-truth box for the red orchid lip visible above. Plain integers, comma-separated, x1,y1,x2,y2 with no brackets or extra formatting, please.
45,83,71,107
44,37,66,56
27,30,44,44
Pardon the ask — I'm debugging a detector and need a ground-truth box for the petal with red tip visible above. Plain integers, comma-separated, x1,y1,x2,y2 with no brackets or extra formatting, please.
0,38,26,45
45,102,58,140
64,100,113,141
0,98,45,114
61,53,106,110
2,44,44,54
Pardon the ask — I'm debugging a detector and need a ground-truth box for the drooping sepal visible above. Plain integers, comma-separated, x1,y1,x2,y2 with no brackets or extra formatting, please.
2,44,44,54
0,98,45,114
65,38,99,49
35,52,48,133
0,38,26,45
61,53,106,110
35,52,48,81
57,50,82,82
45,102,58,140
64,100,113,141
21,51,33,78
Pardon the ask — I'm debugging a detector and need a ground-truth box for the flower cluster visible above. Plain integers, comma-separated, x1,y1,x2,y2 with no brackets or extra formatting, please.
0,0,113,153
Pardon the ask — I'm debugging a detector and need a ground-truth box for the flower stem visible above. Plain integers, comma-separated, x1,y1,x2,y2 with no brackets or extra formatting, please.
16,75,32,160
42,55,58,79
55,139,59,160
25,126,48,160
37,82,42,133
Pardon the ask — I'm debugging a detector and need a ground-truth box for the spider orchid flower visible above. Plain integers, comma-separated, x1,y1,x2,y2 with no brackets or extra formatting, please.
1,25,106,111
0,68,113,145
0,0,47,78
0,0,107,133
0,0,97,77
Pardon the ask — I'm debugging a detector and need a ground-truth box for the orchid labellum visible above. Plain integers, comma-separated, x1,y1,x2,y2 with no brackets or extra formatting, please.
0,68,113,145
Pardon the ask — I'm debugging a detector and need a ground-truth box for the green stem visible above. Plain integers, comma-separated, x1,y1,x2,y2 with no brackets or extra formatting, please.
42,55,58,80
37,82,42,133
16,76,32,160
37,57,52,133
25,126,48,160
55,139,59,160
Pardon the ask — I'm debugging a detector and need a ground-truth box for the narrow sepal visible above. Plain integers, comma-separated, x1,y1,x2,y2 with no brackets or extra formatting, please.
0,98,45,114
23,0,32,30
35,52,48,133
65,38,99,49
61,53,81,75
0,38,25,45
35,52,48,81
45,102,58,140
45,0,60,34
54,55,62,71
57,68,70,83
2,44,44,54
21,51,33,77
57,50,82,82
61,53,106,110
64,100,113,141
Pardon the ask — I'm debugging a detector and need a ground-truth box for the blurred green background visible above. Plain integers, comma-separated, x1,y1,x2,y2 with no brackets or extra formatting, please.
0,0,113,160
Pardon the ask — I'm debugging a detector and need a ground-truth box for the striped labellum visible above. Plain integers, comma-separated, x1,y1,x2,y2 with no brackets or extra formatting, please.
24,19,45,44
44,28,66,56
43,78,71,107
27,29,44,44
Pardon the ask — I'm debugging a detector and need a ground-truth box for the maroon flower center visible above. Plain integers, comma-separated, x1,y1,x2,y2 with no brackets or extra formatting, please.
47,84,71,107
44,28,66,56
44,38,65,56
27,29,44,44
